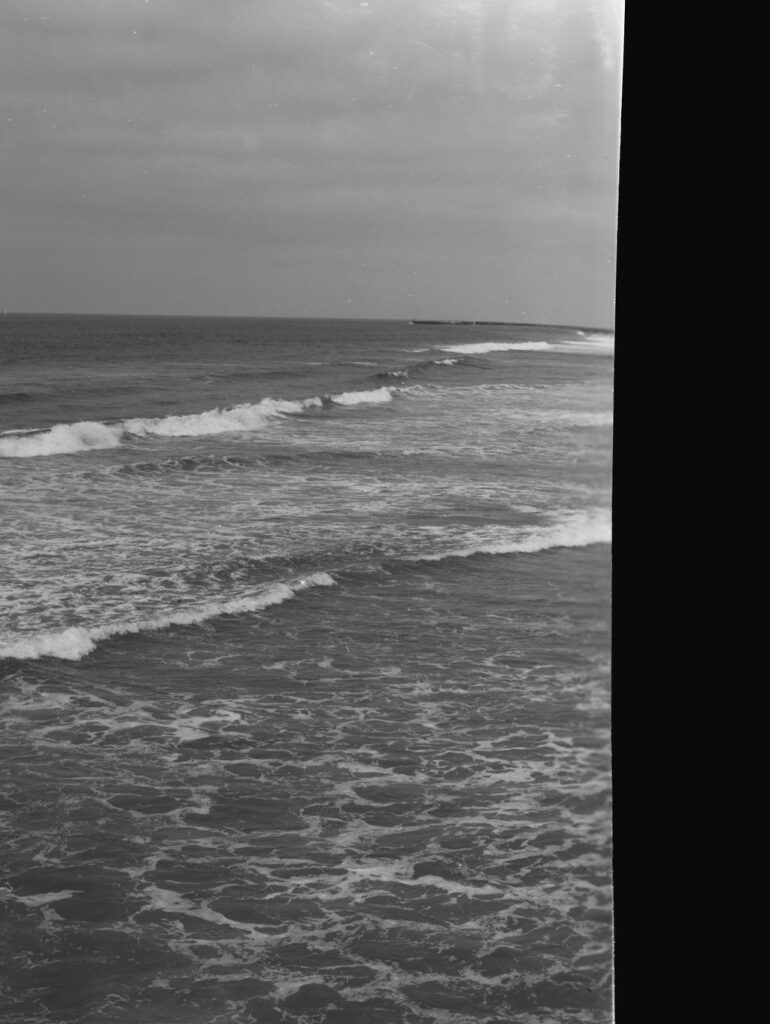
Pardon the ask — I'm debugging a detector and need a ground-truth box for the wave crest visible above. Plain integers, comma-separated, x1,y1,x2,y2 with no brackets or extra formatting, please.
123,396,321,440
0,421,123,458
0,387,406,458
328,387,395,406
0,393,327,459
0,573,336,662
410,510,611,563
438,342,554,354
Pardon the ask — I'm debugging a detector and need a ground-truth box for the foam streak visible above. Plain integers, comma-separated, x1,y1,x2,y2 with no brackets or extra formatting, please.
411,510,612,563
0,573,336,662
0,394,329,458
438,342,554,354
328,387,395,405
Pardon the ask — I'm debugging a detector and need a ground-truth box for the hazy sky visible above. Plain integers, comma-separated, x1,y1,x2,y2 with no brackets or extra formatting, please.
1,0,623,325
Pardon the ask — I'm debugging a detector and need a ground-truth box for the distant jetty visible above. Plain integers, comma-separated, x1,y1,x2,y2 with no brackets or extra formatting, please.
409,320,613,331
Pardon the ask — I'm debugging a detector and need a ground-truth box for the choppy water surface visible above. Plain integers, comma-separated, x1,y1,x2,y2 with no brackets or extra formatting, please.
1,316,612,1022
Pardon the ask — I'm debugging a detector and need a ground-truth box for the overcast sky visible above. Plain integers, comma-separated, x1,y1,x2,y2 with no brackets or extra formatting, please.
1,0,622,325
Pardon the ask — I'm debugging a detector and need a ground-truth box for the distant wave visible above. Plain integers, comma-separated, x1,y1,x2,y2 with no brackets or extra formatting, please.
327,387,394,406
438,342,554,354
0,573,336,662
560,332,615,353
0,388,401,458
435,337,614,357
374,357,463,381
576,330,614,341
407,510,611,563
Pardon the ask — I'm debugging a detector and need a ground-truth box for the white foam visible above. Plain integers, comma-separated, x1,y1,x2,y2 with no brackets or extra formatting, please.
0,387,403,458
0,396,323,458
557,333,615,353
0,421,122,458
438,341,554,354
414,509,611,562
328,387,395,405
0,627,98,661
0,573,336,662
13,890,81,907
123,396,321,438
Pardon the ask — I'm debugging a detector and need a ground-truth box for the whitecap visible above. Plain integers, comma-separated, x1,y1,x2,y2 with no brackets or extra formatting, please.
438,341,554,354
328,387,395,406
0,573,336,662
0,421,123,458
123,396,321,439
411,509,611,563
0,395,323,458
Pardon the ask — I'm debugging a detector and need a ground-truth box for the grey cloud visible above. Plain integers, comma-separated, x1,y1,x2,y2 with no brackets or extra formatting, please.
1,0,621,323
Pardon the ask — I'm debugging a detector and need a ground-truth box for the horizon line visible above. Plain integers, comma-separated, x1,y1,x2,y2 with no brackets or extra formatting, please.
1,311,615,333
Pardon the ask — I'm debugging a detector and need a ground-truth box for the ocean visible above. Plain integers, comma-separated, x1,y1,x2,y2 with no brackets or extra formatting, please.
0,315,613,1024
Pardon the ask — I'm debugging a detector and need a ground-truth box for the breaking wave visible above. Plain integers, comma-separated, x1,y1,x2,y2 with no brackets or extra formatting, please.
0,507,610,663
562,332,615,353
122,397,322,439
0,421,124,457
438,341,554,354
327,387,395,406
0,573,337,662
0,388,402,458
409,510,612,563
577,330,614,341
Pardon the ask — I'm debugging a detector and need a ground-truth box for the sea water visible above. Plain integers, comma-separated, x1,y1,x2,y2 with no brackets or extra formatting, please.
0,315,613,1023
